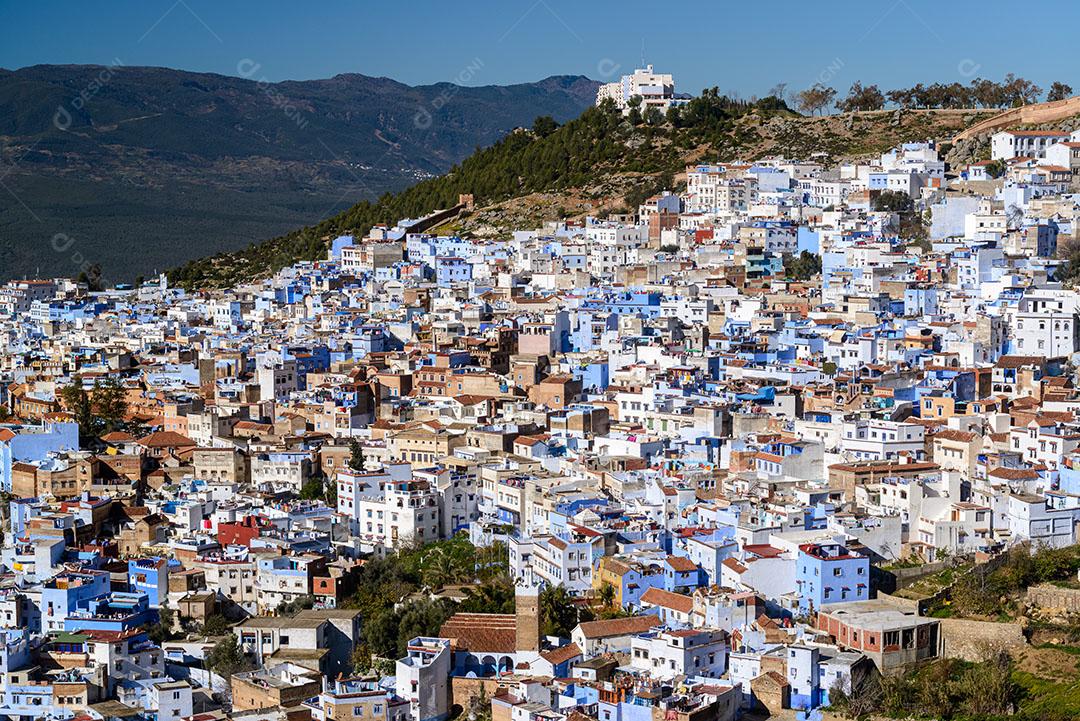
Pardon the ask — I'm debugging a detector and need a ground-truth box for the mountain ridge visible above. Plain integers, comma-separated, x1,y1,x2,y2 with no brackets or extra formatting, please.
0,64,600,282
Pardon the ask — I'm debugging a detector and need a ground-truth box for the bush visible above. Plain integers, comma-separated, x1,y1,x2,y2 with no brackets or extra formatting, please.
206,635,250,678
783,250,822,280
202,613,231,637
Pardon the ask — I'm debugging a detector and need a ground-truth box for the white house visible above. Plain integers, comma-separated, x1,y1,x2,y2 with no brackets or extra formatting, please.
629,628,728,682
839,420,925,461
1041,141,1080,177
991,130,1071,160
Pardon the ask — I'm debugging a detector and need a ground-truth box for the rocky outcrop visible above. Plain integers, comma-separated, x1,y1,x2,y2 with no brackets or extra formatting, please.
945,136,990,169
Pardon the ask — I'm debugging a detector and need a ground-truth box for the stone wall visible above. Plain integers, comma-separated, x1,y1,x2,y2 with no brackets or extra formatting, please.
450,676,509,710
953,95,1080,142
891,558,964,586
939,618,1026,662
1026,583,1080,613
874,591,924,614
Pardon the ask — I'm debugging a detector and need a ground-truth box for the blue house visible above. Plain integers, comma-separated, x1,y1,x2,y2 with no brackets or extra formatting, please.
42,569,111,634
434,256,471,287
329,235,355,259
128,557,171,607
285,344,331,390
592,291,662,319
820,251,850,290
675,529,737,585
0,421,80,493
664,555,701,594
601,557,665,610
788,645,822,710
795,543,869,613
904,286,939,317
64,592,156,632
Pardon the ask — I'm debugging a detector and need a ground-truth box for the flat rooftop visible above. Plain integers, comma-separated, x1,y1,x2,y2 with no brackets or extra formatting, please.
819,599,934,631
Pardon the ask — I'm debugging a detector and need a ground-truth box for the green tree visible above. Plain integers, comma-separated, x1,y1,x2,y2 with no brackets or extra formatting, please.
364,598,454,659
201,613,231,637
837,81,885,112
59,377,128,442
984,159,1007,179
348,439,366,471
665,105,682,127
540,585,592,638
796,84,837,115
474,541,509,582
532,116,559,138
396,598,454,656
420,546,459,589
915,658,960,719
970,77,1007,108
145,605,175,644
299,477,323,501
364,606,403,659
205,635,249,678
77,263,106,292
460,580,515,614
957,649,1016,717
277,595,316,615
950,567,1002,617
597,581,617,610
352,643,373,674
59,383,98,442
872,189,914,213
1002,72,1042,105
93,377,128,433
783,250,822,280
1048,81,1074,102
1033,545,1075,581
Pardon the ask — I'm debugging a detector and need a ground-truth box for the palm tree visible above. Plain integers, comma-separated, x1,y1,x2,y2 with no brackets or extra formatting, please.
540,585,587,638
461,581,514,614
476,542,509,582
420,547,457,590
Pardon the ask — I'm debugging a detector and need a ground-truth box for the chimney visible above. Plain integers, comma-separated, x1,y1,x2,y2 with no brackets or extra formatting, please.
515,585,540,653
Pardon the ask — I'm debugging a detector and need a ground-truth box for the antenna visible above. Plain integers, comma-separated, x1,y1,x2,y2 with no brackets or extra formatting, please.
640,38,646,69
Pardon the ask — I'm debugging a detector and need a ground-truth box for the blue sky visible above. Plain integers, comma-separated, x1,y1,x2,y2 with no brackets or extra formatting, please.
2,0,1078,96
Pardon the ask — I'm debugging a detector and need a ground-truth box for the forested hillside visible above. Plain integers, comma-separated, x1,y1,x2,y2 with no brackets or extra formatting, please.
169,92,996,289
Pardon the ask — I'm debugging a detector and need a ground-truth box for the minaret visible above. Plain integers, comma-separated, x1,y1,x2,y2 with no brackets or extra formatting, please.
515,584,541,653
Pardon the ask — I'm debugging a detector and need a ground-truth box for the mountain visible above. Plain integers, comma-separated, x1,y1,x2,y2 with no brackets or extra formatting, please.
169,96,999,290
0,64,600,282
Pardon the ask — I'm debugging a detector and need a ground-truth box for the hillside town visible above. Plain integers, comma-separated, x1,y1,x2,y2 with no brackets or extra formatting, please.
4,104,1080,721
